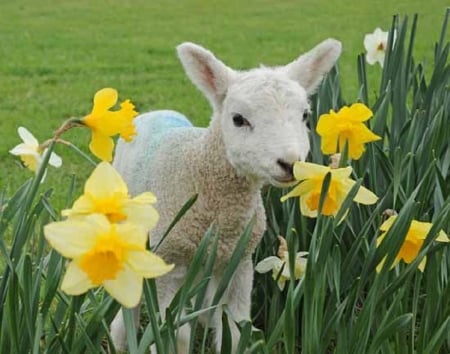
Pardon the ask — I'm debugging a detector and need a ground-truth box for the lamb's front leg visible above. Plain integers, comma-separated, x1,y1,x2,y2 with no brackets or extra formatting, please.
213,258,253,353
110,306,140,352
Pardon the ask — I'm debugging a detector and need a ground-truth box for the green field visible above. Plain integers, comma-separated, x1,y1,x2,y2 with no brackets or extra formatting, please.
0,0,448,203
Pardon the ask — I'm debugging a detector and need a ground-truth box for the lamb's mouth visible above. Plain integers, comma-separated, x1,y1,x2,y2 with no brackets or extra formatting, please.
272,176,298,187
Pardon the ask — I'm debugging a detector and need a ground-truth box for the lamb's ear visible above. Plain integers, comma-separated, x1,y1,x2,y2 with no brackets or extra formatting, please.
177,42,234,108
283,39,342,94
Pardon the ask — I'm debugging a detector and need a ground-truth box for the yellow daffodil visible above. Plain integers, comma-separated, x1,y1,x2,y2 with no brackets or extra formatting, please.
62,162,158,232
280,162,378,218
255,236,307,290
376,216,449,272
82,88,138,161
316,103,381,160
9,127,62,180
44,214,173,308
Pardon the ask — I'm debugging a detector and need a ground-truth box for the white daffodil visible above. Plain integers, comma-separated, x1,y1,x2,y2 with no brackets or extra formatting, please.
363,28,394,68
255,237,308,290
9,127,62,180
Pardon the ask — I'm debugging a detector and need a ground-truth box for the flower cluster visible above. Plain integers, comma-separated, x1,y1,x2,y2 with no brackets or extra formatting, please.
8,88,173,308
45,162,173,308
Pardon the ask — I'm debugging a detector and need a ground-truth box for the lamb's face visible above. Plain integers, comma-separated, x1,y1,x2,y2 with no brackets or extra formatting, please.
220,70,310,187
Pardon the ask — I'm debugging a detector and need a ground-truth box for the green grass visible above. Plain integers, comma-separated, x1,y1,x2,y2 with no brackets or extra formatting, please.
0,0,448,203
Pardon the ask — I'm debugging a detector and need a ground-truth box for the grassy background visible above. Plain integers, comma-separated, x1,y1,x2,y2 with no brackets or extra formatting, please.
0,0,448,207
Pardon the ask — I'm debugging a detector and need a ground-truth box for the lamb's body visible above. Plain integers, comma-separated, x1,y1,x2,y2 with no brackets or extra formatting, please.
114,110,266,265
111,40,341,353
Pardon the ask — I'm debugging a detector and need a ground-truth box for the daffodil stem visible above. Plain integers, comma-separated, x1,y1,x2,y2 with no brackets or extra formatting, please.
60,140,97,166
53,117,84,140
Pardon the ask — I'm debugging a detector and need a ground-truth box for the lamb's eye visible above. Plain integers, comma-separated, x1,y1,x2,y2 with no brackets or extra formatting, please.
302,110,310,121
232,113,250,128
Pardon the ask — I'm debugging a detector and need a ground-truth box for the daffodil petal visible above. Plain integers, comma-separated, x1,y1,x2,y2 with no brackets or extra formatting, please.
9,144,38,156
48,151,63,168
62,195,95,216
348,103,374,122
380,216,396,231
85,162,128,197
280,179,316,202
353,185,378,205
89,131,115,162
417,257,426,272
92,88,118,114
436,230,449,242
293,162,330,181
133,192,157,204
44,219,97,257
115,222,148,247
123,203,159,232
255,257,283,273
18,127,39,147
126,250,174,278
61,261,95,295
103,265,143,308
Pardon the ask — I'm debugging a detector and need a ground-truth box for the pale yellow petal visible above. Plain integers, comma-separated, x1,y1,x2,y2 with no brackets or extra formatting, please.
115,222,148,247
126,250,174,278
255,257,283,273
62,195,95,216
331,166,353,179
123,203,159,232
89,131,115,162
133,192,157,204
61,261,95,295
293,162,330,181
380,216,397,232
44,219,97,258
84,162,128,199
9,144,39,156
417,257,427,272
436,230,449,242
280,180,316,202
103,265,143,308
92,88,118,114
353,185,378,205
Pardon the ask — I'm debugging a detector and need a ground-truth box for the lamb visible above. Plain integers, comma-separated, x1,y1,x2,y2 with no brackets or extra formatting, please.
110,39,342,353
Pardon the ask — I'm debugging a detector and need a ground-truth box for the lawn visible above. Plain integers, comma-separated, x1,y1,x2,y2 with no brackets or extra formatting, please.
0,0,448,205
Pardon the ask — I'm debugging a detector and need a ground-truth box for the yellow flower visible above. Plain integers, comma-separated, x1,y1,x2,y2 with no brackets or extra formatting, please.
44,214,173,308
316,103,381,160
82,88,138,161
9,127,62,180
376,216,449,272
255,236,307,290
280,162,378,218
62,162,158,231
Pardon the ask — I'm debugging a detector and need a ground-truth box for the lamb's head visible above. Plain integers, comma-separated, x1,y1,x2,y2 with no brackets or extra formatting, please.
177,39,342,187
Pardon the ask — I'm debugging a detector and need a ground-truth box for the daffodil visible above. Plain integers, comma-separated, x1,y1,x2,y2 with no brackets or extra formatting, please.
364,28,393,68
9,127,62,180
62,162,158,232
44,214,173,307
316,103,381,160
82,88,138,162
255,236,307,290
376,216,449,272
280,162,378,218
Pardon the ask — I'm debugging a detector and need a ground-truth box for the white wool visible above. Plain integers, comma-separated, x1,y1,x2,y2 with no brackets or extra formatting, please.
111,39,342,353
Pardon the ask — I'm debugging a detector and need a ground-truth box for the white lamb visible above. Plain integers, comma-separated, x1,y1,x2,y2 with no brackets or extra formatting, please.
111,39,342,353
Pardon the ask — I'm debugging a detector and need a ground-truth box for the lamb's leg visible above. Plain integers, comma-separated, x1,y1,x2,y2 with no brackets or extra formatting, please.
110,306,141,352
213,258,253,353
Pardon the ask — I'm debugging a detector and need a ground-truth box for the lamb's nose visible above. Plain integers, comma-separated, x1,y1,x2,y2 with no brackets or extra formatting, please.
277,159,294,176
